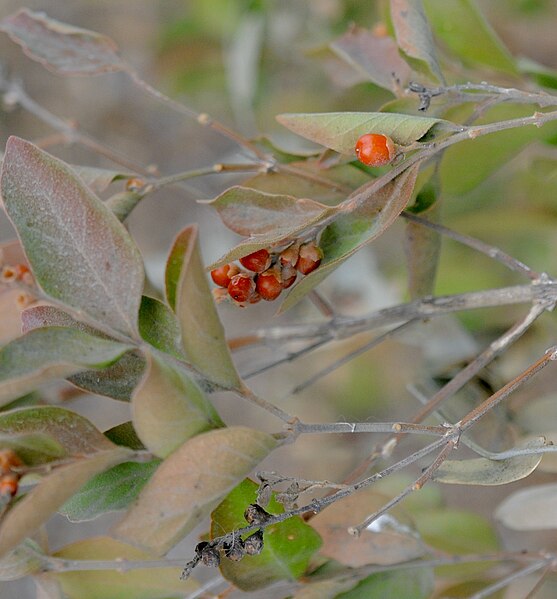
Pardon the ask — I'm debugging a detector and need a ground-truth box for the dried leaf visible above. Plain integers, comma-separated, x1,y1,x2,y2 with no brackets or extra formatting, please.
0,447,131,558
495,483,557,531
132,353,223,458
0,327,133,407
310,488,426,567
391,0,444,82
49,537,197,599
1,137,144,336
166,225,240,389
0,9,126,75
331,26,412,92
113,427,277,555
280,164,420,312
276,112,454,155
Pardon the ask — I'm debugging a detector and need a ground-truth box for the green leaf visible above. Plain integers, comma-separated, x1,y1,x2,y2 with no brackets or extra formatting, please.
0,137,144,336
433,437,546,485
103,421,145,450
391,0,444,83
60,459,160,522
113,426,277,555
137,296,184,360
104,191,143,222
335,569,434,599
404,181,441,299
0,327,133,407
423,0,518,76
415,509,499,554
0,9,126,75
22,304,145,402
440,104,557,195
280,164,420,312
0,432,65,466
206,186,334,237
0,539,45,582
276,112,455,155
330,26,411,92
310,487,425,568
165,225,241,389
48,536,197,599
518,57,557,90
0,446,131,558
0,406,115,457
211,479,322,591
132,352,223,458
291,578,360,599
495,483,557,531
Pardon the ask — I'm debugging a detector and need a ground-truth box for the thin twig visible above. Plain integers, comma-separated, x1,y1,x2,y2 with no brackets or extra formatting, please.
294,421,449,436
468,560,550,599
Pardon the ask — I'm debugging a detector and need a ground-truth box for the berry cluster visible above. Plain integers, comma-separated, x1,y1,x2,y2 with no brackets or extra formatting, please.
0,449,22,500
211,241,323,306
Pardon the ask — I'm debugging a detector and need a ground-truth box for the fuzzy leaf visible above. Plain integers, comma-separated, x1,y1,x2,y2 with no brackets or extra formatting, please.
330,26,411,92
206,186,334,237
21,304,144,402
0,432,65,466
433,438,546,486
310,488,425,568
423,0,517,76
165,225,240,388
0,406,115,456
49,537,197,599
211,479,322,591
60,459,160,522
495,483,557,531
0,327,133,406
391,0,444,82
132,353,223,458
280,164,420,312
1,137,144,336
276,112,455,155
335,569,434,599
0,9,126,75
0,447,131,558
113,426,277,555
137,296,184,360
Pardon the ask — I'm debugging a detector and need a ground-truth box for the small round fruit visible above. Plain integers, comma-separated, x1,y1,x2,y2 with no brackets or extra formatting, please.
228,273,255,303
281,265,297,289
211,264,233,288
279,245,299,267
355,133,395,167
0,449,22,475
0,473,19,497
256,269,283,301
295,242,323,275
239,249,271,273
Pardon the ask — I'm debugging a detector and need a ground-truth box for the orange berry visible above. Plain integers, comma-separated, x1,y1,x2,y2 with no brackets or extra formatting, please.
228,273,256,303
211,264,233,288
279,245,299,267
355,133,395,167
256,269,283,301
125,178,145,192
239,249,271,273
295,242,323,275
0,473,19,497
0,449,22,475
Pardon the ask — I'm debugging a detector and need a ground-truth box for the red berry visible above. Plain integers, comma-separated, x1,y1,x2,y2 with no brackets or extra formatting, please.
295,242,323,275
355,133,395,167
256,269,283,301
211,264,233,288
280,265,297,289
239,249,271,273
279,245,299,267
228,273,255,303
